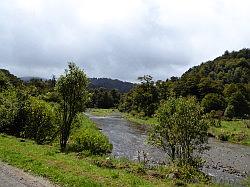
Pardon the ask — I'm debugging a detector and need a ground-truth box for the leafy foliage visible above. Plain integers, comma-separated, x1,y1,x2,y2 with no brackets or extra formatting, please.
226,91,249,118
0,71,11,91
149,97,209,166
201,93,226,113
88,88,120,108
71,128,112,155
70,114,112,155
56,63,89,150
0,69,23,88
23,97,59,144
119,75,159,117
0,89,19,132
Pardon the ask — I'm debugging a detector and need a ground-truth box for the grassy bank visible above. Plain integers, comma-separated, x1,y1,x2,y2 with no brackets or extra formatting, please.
88,109,158,125
0,134,173,187
0,113,217,187
209,120,250,146
1,113,170,187
120,111,250,146
0,135,214,186
123,113,158,126
88,108,118,116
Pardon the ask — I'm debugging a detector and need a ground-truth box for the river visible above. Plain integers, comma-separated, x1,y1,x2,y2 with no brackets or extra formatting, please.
87,113,250,185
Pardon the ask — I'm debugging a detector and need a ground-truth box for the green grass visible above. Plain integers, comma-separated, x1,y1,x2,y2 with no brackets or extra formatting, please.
88,109,118,116
0,111,231,186
0,134,174,187
122,113,158,126
0,134,216,187
242,176,250,186
122,112,250,146
0,113,217,187
0,114,171,187
209,120,250,146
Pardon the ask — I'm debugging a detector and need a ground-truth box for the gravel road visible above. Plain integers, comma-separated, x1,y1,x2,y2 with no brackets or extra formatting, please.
0,161,56,187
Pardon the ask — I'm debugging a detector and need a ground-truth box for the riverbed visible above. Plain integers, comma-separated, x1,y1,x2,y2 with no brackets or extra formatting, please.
87,113,250,185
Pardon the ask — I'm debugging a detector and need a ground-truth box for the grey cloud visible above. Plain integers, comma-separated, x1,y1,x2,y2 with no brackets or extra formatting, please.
0,0,250,82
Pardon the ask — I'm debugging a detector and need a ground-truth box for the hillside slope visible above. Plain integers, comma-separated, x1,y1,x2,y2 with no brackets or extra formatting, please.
174,48,250,99
89,78,134,93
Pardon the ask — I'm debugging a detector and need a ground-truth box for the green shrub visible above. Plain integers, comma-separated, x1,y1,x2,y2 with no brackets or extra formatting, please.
72,113,96,130
208,118,221,128
169,164,210,183
39,91,61,103
0,71,11,91
23,97,59,144
201,93,226,113
218,133,230,141
70,113,112,155
71,128,112,155
243,120,250,129
224,105,235,119
150,97,209,166
231,132,247,142
0,90,18,132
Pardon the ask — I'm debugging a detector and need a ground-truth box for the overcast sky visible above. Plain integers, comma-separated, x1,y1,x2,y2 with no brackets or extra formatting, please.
0,0,250,82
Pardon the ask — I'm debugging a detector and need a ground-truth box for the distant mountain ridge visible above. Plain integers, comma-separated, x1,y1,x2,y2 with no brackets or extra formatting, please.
20,76,47,82
89,78,134,93
20,76,134,93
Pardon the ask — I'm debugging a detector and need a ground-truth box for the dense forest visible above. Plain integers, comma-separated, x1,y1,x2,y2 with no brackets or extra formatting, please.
0,49,249,186
1,49,249,119
1,49,250,119
0,64,112,152
120,49,250,118
21,77,135,93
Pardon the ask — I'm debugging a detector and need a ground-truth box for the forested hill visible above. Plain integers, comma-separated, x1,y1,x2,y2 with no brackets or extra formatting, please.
173,48,250,99
182,48,250,84
120,48,250,118
20,76,134,93
89,78,134,93
0,69,22,87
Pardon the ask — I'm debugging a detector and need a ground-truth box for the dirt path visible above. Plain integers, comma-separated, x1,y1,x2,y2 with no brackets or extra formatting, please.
0,161,56,187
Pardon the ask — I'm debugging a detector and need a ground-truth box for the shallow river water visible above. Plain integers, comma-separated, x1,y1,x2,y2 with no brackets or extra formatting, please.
87,113,250,185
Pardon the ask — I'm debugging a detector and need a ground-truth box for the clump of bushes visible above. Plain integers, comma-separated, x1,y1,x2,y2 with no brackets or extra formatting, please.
224,105,235,119
23,97,59,144
0,88,59,144
149,97,209,167
244,120,250,129
217,130,247,143
231,132,247,142
201,93,226,113
71,128,112,155
0,89,18,132
217,132,230,141
90,156,210,184
164,164,210,184
70,114,112,155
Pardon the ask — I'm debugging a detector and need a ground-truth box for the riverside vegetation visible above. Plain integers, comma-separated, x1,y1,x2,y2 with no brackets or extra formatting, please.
0,49,249,186
0,63,212,186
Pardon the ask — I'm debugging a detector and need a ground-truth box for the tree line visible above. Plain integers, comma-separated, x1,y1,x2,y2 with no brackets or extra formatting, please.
0,48,249,169
119,49,250,119
0,63,111,153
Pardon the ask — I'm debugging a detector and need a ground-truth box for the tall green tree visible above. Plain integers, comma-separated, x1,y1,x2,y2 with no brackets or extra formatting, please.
223,84,249,118
132,75,159,116
0,71,11,91
56,63,89,151
201,93,226,113
149,97,209,166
